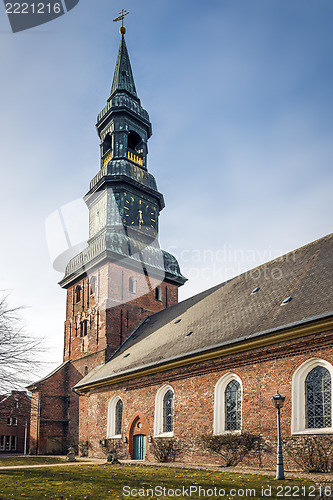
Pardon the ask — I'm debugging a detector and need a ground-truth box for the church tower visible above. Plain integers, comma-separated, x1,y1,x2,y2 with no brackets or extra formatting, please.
28,27,186,454
59,27,186,367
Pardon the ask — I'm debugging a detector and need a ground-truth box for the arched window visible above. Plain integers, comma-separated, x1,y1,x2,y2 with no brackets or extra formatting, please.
80,320,87,337
292,359,333,434
115,399,123,436
225,380,242,431
128,130,143,153
214,374,242,434
107,396,123,438
155,286,162,302
75,285,81,303
163,390,174,433
306,367,331,429
90,276,96,295
154,385,174,437
129,276,137,294
101,133,112,156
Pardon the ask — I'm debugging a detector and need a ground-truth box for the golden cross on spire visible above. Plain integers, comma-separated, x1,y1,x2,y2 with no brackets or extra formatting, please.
113,9,129,34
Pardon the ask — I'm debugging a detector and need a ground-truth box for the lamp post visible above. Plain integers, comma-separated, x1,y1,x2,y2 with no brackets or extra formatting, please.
271,391,285,480
24,421,28,455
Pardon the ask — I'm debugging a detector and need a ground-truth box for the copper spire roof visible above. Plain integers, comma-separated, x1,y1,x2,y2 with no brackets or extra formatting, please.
110,33,137,98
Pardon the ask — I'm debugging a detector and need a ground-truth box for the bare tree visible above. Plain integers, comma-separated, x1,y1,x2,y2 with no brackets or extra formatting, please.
0,293,42,393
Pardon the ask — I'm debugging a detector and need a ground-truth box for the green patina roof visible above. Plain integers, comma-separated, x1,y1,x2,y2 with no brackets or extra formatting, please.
110,34,137,98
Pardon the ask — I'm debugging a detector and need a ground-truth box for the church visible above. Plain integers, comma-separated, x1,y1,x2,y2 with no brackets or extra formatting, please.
29,26,333,465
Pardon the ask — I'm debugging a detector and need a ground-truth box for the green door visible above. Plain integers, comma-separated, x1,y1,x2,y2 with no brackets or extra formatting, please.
133,434,146,460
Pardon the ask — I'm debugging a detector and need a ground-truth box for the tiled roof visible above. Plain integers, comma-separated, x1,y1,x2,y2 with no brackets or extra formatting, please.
75,233,333,389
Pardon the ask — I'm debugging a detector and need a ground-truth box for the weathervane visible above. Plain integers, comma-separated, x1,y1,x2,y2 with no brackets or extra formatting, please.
113,9,129,34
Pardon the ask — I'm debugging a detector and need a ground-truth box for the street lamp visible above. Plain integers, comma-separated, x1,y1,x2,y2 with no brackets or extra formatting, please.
271,391,285,480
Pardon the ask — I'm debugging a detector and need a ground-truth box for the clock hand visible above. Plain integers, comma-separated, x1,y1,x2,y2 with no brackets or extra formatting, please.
138,210,144,228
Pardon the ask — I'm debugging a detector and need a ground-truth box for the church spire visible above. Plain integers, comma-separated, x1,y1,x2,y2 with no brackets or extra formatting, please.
110,31,137,98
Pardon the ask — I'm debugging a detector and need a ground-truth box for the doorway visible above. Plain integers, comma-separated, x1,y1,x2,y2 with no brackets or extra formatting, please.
133,434,146,460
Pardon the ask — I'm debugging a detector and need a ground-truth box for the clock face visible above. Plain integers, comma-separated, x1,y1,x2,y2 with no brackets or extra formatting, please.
122,192,157,236
89,194,107,238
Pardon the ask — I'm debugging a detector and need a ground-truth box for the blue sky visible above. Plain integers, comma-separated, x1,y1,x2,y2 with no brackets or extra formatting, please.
0,0,332,375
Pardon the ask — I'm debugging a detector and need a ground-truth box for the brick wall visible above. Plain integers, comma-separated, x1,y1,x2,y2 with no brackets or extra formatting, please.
64,263,178,362
0,392,31,454
78,330,333,469
31,262,180,455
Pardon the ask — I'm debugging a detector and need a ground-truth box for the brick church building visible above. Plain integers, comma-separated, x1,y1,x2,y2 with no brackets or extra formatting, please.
29,28,333,464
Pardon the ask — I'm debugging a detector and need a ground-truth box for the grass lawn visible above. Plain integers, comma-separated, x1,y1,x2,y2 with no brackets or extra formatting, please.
0,457,67,467
0,464,317,500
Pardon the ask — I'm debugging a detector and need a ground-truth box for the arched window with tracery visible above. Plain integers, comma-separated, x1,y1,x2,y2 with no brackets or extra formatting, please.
115,399,123,436
291,359,333,434
306,366,331,429
214,373,242,435
154,385,174,437
225,380,242,431
163,389,174,433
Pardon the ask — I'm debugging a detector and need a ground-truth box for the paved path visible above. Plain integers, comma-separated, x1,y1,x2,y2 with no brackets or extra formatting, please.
0,458,105,470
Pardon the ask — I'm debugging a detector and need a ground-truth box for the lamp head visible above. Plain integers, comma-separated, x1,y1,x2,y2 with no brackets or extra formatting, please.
272,390,285,409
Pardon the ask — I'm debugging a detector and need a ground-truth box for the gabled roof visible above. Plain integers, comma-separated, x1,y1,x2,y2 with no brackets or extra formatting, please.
110,34,137,98
75,233,333,391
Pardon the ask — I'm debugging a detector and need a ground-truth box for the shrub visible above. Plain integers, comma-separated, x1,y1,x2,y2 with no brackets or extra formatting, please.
251,436,274,468
151,438,182,463
198,433,264,467
284,435,333,473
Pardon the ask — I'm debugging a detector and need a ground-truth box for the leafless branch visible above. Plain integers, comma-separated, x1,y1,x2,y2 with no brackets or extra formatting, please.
0,293,44,393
